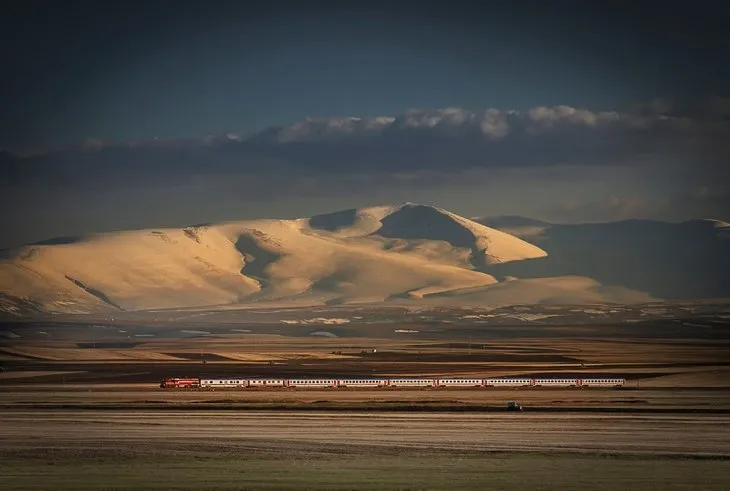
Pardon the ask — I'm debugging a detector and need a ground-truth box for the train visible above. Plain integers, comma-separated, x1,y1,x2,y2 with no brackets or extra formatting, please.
160,376,625,389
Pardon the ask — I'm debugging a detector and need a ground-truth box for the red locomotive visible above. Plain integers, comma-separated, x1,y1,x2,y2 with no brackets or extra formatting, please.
160,377,200,389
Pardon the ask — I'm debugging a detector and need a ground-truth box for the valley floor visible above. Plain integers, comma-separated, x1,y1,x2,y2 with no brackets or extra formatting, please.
2,316,730,488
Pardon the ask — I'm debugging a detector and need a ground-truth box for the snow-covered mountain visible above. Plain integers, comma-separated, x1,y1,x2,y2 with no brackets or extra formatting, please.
1,204,726,316
0,204,544,314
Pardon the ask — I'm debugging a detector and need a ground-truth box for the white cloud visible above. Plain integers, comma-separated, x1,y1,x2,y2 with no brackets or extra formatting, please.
479,109,511,139
274,116,394,143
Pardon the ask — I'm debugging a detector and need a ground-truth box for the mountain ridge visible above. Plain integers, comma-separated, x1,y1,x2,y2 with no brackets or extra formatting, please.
1,204,727,316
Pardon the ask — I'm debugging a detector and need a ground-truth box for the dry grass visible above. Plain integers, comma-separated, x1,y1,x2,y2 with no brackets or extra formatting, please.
0,371,83,380
1,346,184,361
1,386,729,412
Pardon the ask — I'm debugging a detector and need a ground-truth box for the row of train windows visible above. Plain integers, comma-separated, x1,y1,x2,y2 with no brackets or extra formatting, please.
198,378,622,384
538,380,622,383
203,380,336,384
203,380,280,384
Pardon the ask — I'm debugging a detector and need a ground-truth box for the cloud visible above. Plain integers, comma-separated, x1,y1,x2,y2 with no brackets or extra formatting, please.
5,102,728,183
2,100,729,246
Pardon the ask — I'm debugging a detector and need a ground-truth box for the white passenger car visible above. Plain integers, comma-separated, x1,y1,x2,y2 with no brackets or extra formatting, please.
533,378,579,387
247,378,286,387
336,378,387,388
437,378,484,387
388,378,436,387
200,378,249,388
579,378,625,387
483,378,533,387
287,379,337,388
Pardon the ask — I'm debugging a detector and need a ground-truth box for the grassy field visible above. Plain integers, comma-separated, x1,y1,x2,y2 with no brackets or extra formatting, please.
2,409,729,490
2,450,728,490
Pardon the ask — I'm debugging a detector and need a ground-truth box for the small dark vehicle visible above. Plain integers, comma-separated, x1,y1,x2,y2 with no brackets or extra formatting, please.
506,401,523,411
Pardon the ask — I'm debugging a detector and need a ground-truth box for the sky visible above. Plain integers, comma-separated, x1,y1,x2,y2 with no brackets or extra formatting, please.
1,1,729,248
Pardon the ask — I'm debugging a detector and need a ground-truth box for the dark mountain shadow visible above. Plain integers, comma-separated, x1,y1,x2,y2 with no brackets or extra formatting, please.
234,232,282,287
308,208,359,231
0,237,80,260
65,275,123,311
374,204,475,249
487,219,730,299
31,236,84,246
0,236,87,259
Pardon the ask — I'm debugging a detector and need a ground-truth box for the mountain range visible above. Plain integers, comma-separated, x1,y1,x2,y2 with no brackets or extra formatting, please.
1,203,728,316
